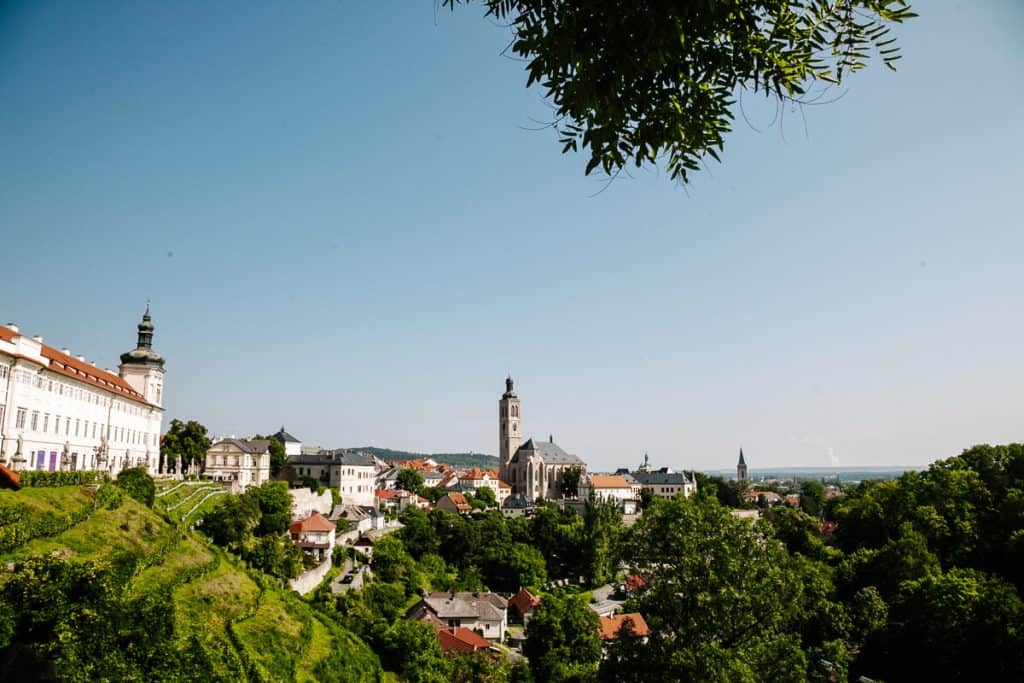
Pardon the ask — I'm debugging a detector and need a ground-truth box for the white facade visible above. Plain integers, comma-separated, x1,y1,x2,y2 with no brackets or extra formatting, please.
204,439,271,490
0,315,164,475
290,449,375,507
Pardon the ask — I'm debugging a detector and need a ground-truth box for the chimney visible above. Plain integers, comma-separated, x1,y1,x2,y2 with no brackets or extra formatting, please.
6,323,17,333
76,355,85,362
32,335,43,343
61,348,70,355
549,434,553,443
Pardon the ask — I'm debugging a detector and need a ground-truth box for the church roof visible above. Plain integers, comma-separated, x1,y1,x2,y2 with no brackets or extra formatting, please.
738,448,746,466
514,438,585,465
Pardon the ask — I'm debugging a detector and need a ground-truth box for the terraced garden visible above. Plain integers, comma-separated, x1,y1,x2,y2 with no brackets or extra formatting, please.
0,484,382,682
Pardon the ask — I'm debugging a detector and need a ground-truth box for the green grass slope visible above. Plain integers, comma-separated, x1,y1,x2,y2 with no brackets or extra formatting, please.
0,485,382,682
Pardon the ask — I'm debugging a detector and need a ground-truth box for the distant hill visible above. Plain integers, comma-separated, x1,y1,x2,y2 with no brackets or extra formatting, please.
704,466,924,482
355,446,498,470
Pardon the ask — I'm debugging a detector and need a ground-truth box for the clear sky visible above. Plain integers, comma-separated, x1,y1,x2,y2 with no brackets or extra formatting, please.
2,1,1022,472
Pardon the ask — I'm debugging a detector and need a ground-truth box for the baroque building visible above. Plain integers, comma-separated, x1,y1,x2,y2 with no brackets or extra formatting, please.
0,308,165,474
498,376,586,500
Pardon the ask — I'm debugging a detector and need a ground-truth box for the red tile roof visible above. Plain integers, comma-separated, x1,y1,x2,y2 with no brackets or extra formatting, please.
436,626,491,653
624,574,646,593
0,325,154,406
509,588,539,615
443,492,472,511
289,511,335,534
599,613,650,640
591,474,631,489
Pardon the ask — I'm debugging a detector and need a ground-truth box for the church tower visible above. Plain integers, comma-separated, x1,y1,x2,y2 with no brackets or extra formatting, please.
498,375,521,484
118,304,166,407
737,448,748,482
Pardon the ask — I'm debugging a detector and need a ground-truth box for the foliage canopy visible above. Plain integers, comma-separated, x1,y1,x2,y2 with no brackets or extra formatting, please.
448,0,916,183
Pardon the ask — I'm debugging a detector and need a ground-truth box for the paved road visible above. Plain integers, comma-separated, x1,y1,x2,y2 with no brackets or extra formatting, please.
329,557,373,594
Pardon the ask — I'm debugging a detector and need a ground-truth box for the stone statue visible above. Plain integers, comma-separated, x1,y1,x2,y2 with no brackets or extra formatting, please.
11,434,26,472
61,442,71,470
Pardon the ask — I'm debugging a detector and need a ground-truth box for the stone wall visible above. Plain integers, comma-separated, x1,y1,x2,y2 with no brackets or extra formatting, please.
289,487,333,520
289,557,332,595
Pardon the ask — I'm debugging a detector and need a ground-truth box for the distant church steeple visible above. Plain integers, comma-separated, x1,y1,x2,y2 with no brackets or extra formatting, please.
737,448,748,481
498,375,521,484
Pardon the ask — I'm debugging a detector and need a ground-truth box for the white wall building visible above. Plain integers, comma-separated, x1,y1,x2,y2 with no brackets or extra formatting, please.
204,439,272,490
0,310,165,475
289,449,375,507
271,426,302,457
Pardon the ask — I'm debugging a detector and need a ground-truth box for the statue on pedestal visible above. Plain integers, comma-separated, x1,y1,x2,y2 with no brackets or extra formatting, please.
61,442,71,470
11,434,27,472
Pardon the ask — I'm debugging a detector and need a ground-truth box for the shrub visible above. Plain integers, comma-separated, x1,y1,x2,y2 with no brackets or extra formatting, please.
115,467,156,507
19,470,108,488
95,482,125,510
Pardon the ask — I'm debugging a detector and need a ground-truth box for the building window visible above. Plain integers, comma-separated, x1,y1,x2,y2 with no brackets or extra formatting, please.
92,423,97,438
65,417,70,435
75,419,80,437
43,414,49,432
31,411,39,431
16,408,27,429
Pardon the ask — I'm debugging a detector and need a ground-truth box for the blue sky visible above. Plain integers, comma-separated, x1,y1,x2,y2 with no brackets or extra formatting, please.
2,1,1022,471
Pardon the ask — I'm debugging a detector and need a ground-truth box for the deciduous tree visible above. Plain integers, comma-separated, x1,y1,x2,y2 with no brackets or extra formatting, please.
446,0,915,183
161,419,211,470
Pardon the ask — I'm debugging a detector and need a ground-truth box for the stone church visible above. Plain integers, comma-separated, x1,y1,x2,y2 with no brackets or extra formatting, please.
498,376,586,500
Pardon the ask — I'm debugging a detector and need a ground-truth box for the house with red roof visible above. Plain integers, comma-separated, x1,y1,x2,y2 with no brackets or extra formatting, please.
598,613,650,642
508,588,540,626
437,492,472,514
435,626,493,654
288,511,336,561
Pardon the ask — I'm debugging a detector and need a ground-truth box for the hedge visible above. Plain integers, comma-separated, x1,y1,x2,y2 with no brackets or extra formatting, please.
19,470,109,488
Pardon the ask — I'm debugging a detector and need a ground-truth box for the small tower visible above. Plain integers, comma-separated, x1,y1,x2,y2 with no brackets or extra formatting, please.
737,448,748,482
498,375,521,484
118,304,166,407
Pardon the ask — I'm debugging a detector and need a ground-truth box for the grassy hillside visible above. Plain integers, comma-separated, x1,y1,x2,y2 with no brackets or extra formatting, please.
0,483,382,682
357,446,498,470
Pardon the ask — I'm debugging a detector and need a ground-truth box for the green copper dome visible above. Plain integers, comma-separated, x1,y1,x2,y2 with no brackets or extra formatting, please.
120,306,164,368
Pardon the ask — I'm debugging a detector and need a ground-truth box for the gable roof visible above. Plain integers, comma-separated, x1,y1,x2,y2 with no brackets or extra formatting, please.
442,492,472,511
0,325,155,406
289,511,335,533
436,626,491,653
461,467,497,481
422,592,508,622
630,470,692,485
212,438,271,454
599,613,650,640
290,449,374,467
509,588,539,615
502,494,532,509
514,438,585,465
